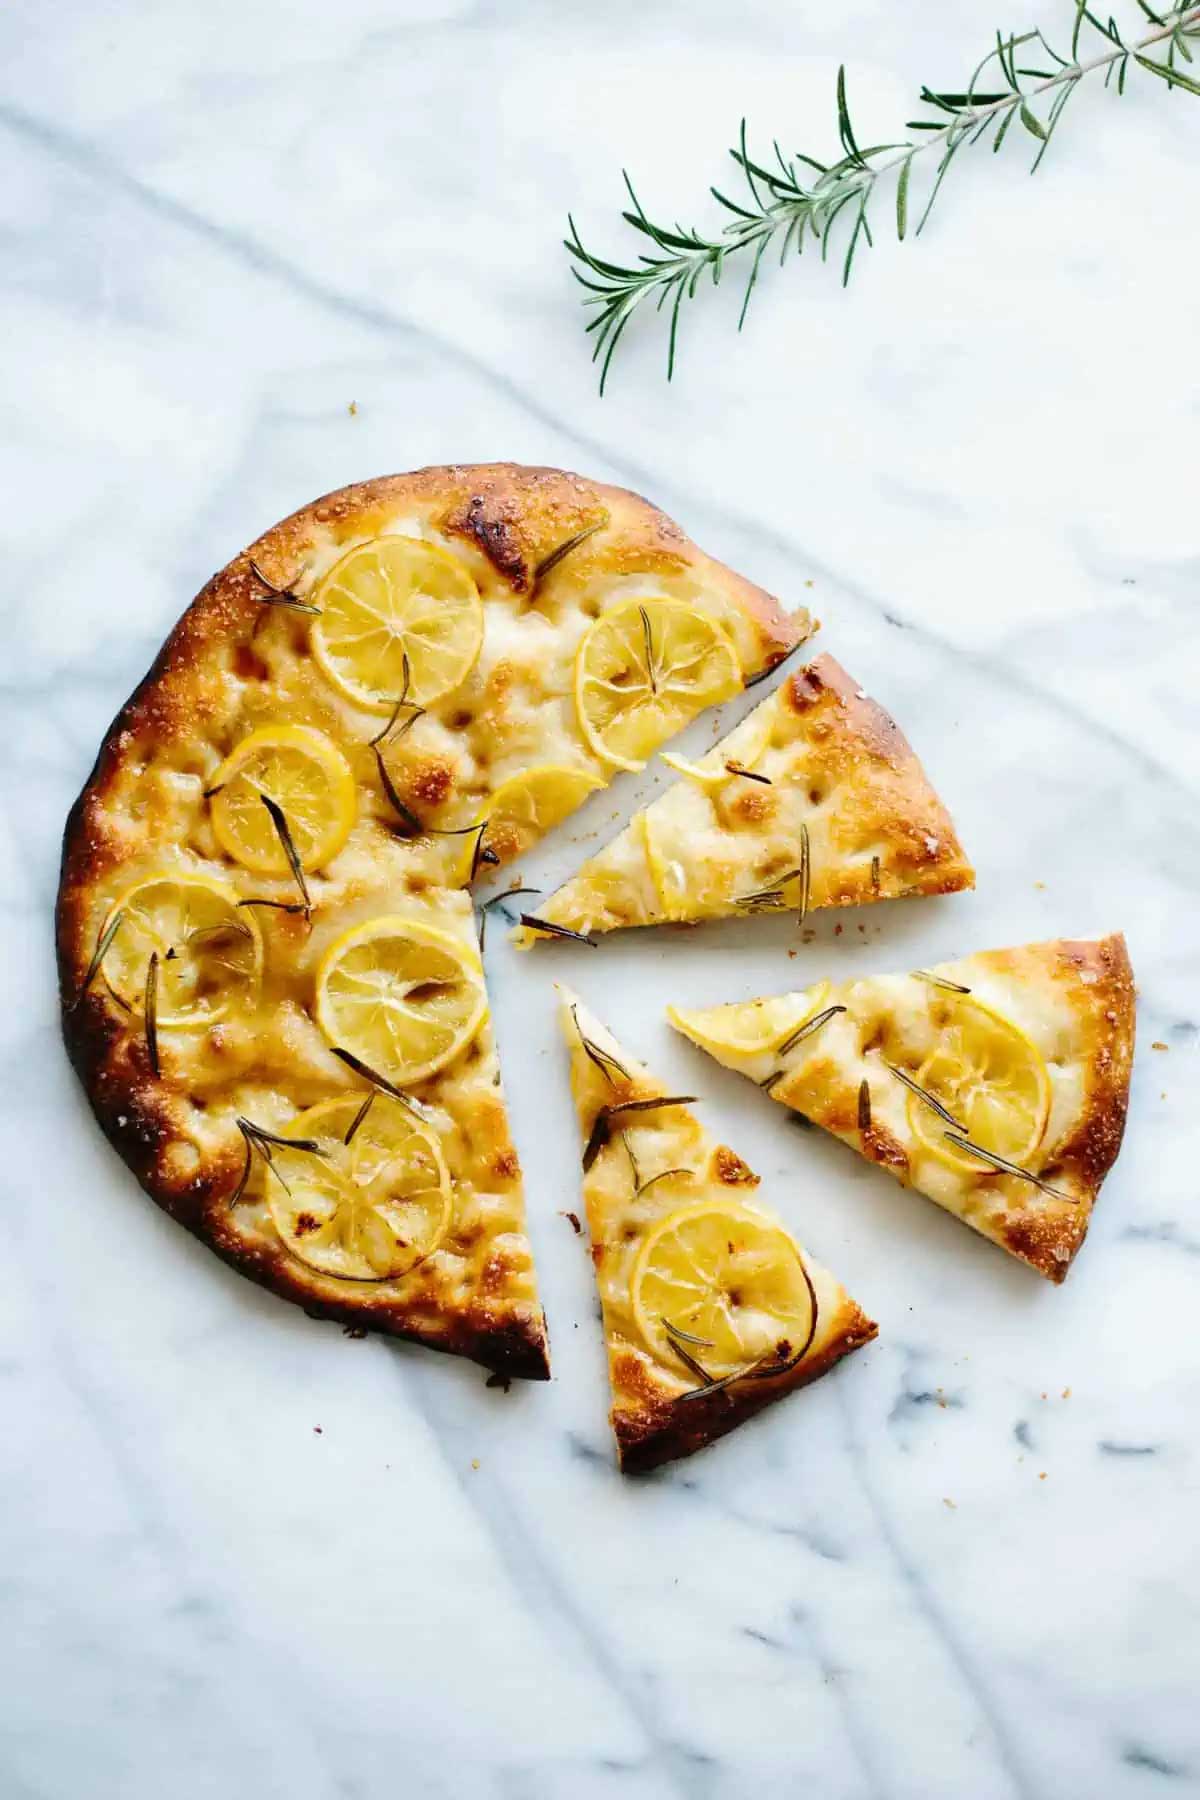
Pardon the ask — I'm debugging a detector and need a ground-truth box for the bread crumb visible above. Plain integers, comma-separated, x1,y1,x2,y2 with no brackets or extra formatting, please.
943,1497,956,1509
560,1210,583,1234
313,1425,323,1435
348,400,358,415
1151,1041,1168,1052
804,579,815,589
1061,1387,1071,1399
1034,880,1046,890
470,1458,480,1470
1038,1471,1047,1481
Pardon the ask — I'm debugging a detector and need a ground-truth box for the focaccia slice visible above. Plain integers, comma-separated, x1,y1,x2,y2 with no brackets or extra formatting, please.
560,988,877,1472
669,934,1135,1283
521,655,972,941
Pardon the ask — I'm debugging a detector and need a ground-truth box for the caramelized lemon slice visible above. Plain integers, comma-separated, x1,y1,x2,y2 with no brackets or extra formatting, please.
268,1095,451,1281
667,985,830,1058
208,724,356,873
102,873,262,1026
574,598,741,772
314,916,486,1086
460,764,604,882
311,535,483,712
904,991,1051,1175
631,1200,815,1380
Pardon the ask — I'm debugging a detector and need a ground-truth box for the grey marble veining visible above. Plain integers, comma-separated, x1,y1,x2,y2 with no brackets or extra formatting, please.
1,1,1198,1795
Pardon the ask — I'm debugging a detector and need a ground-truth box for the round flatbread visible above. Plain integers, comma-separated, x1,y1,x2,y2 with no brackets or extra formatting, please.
56,463,805,1374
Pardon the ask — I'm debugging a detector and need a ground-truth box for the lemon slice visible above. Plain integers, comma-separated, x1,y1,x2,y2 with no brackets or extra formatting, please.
667,984,831,1058
574,598,741,772
208,724,356,873
659,704,774,787
311,536,484,713
102,874,263,1026
460,764,604,882
267,1095,451,1281
904,992,1051,1175
314,915,487,1086
631,1200,815,1380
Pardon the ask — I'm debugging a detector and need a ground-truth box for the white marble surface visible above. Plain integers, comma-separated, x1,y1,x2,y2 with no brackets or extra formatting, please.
2,1,1198,1794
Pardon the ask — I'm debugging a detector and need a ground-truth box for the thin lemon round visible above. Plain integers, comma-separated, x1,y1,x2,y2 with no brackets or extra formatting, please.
314,915,486,1086
102,873,263,1027
460,764,604,882
574,597,742,772
311,535,484,713
268,1095,451,1282
659,705,774,787
905,992,1051,1175
208,724,356,874
667,984,831,1058
632,1200,815,1380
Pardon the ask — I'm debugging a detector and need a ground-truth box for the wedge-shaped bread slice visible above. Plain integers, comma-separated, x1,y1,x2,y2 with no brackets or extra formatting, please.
522,655,972,941
669,934,1135,1283
559,988,877,1472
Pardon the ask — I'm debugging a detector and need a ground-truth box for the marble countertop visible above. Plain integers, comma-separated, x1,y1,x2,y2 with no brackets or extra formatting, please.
2,1,1198,1794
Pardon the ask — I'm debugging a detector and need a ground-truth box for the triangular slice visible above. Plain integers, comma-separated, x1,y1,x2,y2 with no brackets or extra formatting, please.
521,655,973,941
669,934,1135,1284
559,988,877,1472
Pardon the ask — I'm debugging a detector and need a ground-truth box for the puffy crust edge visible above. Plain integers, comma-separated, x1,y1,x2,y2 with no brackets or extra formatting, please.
613,1299,878,1474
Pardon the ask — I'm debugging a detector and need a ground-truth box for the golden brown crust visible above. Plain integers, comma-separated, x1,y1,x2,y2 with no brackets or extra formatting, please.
614,1300,878,1474
59,466,803,1370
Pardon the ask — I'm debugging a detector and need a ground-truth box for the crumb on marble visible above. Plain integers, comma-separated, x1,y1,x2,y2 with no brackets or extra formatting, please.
804,579,815,589
1062,1387,1072,1399
943,1497,956,1509
1038,1471,1047,1480
1151,1042,1168,1052
347,400,358,415
560,1210,583,1235
471,1458,480,1471
1034,880,1046,890
313,1425,323,1435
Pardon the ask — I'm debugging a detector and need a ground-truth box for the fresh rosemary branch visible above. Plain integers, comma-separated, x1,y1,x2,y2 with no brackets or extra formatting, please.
567,3,1200,388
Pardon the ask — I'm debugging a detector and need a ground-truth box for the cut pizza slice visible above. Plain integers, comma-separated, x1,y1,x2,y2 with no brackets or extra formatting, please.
520,655,973,941
559,987,877,1472
668,934,1135,1283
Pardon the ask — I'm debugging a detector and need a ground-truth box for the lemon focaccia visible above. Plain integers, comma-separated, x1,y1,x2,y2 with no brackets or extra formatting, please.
670,934,1135,1284
519,655,973,941
559,988,877,1472
57,465,805,1374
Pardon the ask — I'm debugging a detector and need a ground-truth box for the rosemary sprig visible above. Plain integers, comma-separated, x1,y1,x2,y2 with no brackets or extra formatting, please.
571,1002,630,1086
622,1131,641,1190
943,1130,1075,1201
144,950,160,1076
886,1062,967,1132
249,558,320,614
913,970,973,995
519,914,598,946
230,1116,328,1205
674,1261,820,1403
74,908,124,1007
636,1166,691,1198
533,515,609,587
857,1077,872,1133
777,1002,847,1057
328,1046,435,1121
343,1091,376,1145
260,795,312,916
726,761,772,785
237,897,308,915
582,1094,697,1171
567,3,1200,387
734,830,811,916
477,886,542,949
